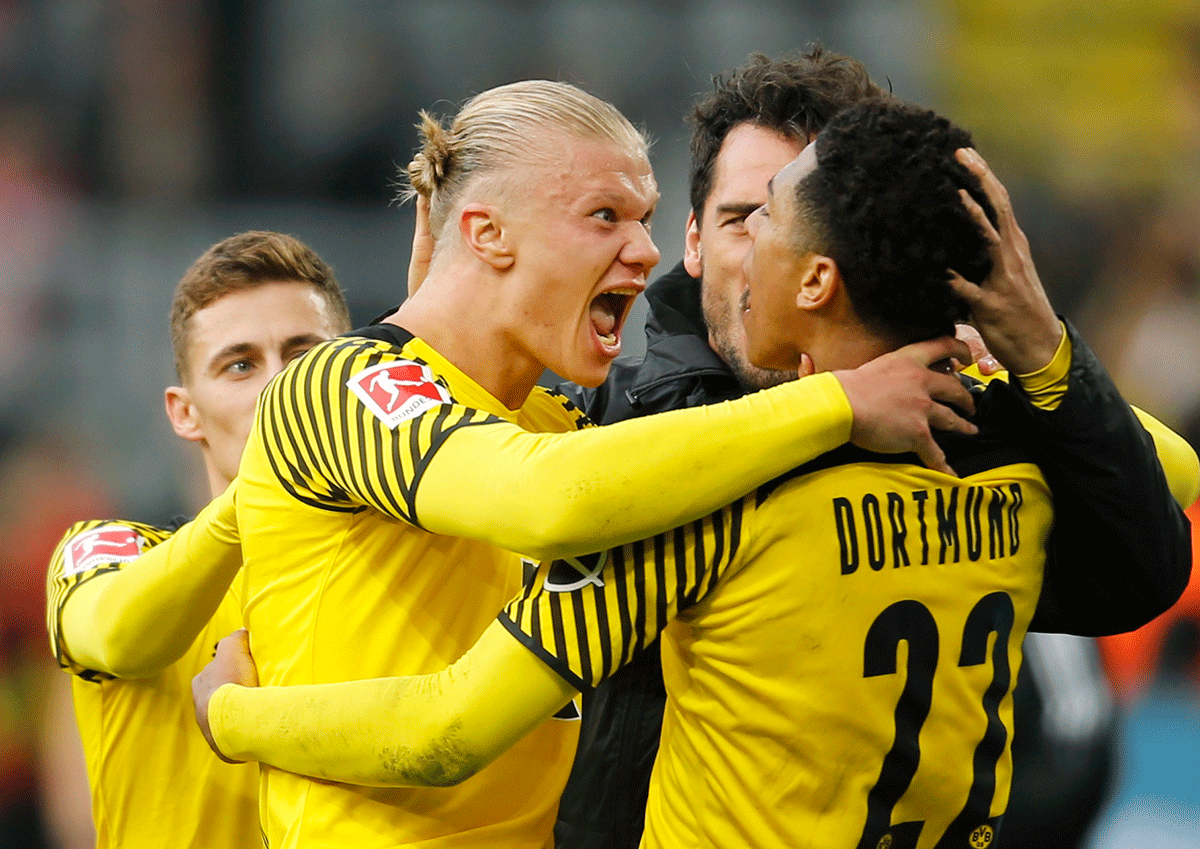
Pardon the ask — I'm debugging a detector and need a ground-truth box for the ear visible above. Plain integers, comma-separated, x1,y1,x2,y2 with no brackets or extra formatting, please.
164,385,204,444
682,209,703,279
459,203,515,271
794,254,840,312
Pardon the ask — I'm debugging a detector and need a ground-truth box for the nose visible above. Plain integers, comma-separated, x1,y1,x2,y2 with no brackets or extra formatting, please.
621,222,661,274
745,205,764,239
264,352,289,380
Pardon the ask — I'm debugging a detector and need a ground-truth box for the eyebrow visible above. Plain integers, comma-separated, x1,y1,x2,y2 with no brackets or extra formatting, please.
206,333,326,372
207,341,258,373
713,201,762,218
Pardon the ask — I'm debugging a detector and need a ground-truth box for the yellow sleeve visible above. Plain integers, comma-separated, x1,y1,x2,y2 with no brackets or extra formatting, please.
259,340,850,561
54,485,242,679
1132,407,1200,508
415,373,852,560
500,499,749,688
1012,323,1071,411
209,620,573,787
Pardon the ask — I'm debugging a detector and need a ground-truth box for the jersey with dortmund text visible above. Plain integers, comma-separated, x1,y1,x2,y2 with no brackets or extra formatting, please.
501,435,1053,849
46,520,260,849
236,324,585,848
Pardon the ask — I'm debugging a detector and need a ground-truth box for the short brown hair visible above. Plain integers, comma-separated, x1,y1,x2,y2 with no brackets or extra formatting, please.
689,46,887,218
169,231,351,381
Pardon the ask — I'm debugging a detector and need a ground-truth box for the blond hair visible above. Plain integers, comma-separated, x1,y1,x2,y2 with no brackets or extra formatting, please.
169,230,351,381
402,80,650,237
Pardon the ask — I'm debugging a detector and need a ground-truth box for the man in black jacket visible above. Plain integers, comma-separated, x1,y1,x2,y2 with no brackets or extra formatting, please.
555,48,1191,849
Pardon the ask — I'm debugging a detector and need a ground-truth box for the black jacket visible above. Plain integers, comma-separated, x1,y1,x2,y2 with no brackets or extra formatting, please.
554,261,1191,849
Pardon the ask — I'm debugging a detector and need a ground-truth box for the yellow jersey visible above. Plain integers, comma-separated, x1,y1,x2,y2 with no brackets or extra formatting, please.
235,320,857,847
46,519,260,849
236,326,584,848
503,437,1054,849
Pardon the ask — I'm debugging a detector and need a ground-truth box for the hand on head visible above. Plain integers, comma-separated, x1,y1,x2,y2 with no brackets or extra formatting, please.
192,628,258,763
947,149,1063,375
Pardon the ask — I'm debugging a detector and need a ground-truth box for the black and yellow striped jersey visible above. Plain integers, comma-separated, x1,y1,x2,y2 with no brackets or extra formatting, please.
234,318,860,847
236,324,586,848
45,520,260,849
501,437,1054,849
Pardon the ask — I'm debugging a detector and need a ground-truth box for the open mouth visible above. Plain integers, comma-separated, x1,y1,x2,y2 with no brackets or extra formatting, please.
589,286,641,348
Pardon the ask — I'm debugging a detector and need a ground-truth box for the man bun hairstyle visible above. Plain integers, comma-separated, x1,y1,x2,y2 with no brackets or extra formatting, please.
406,111,455,198
399,80,650,239
798,98,998,346
689,45,887,217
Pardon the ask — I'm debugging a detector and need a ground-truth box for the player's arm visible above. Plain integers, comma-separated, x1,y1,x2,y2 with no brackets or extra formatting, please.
411,341,981,561
951,148,1195,635
195,501,743,783
1010,323,1195,635
200,622,575,787
49,484,242,679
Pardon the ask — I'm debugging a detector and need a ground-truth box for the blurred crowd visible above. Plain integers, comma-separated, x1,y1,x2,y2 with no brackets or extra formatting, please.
1,2,1197,847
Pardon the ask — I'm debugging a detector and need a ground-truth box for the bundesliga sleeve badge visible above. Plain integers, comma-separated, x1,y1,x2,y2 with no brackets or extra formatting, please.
347,360,453,428
63,526,149,576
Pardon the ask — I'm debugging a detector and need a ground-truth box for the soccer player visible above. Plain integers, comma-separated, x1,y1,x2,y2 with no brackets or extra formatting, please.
194,98,1194,849
44,231,351,849
554,49,1200,849
170,79,985,849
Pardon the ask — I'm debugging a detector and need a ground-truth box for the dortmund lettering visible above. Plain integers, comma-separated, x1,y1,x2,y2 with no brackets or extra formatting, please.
833,484,1024,576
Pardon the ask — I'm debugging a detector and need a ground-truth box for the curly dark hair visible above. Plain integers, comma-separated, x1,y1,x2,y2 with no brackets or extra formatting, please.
797,98,998,345
689,46,886,217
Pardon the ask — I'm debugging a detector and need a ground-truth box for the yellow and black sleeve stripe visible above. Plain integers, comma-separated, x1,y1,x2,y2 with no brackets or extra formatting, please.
257,337,503,527
499,499,746,690
45,519,173,681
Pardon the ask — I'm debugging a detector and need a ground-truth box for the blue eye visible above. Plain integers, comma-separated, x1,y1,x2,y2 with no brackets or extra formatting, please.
591,208,617,223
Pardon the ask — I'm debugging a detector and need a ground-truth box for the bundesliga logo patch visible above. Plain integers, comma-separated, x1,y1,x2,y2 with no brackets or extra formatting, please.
347,360,452,428
64,526,148,576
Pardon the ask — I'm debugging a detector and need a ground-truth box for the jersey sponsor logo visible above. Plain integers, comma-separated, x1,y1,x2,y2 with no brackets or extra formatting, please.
347,360,452,428
63,526,148,576
543,550,607,592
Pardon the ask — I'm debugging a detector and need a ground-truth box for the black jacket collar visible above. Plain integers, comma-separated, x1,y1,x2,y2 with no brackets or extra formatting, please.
628,261,738,397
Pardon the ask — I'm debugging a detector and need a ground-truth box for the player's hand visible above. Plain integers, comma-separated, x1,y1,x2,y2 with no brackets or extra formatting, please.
192,628,257,764
954,324,1001,376
407,194,434,298
833,336,978,477
947,148,1062,375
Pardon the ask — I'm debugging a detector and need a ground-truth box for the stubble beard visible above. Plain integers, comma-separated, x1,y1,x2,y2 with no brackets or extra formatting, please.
702,278,795,393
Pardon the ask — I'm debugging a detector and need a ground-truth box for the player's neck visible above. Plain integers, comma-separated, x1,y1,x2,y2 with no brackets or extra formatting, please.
390,272,540,412
205,463,232,502
805,324,892,373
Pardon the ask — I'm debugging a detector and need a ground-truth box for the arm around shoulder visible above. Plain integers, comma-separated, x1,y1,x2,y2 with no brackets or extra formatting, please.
416,373,853,560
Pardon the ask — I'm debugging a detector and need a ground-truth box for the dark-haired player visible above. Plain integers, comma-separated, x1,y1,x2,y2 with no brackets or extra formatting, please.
193,99,1194,848
555,48,1200,849
44,232,351,849
164,78,982,849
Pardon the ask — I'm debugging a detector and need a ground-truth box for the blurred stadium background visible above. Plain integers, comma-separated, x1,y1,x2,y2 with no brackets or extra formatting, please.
1,1,1197,846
